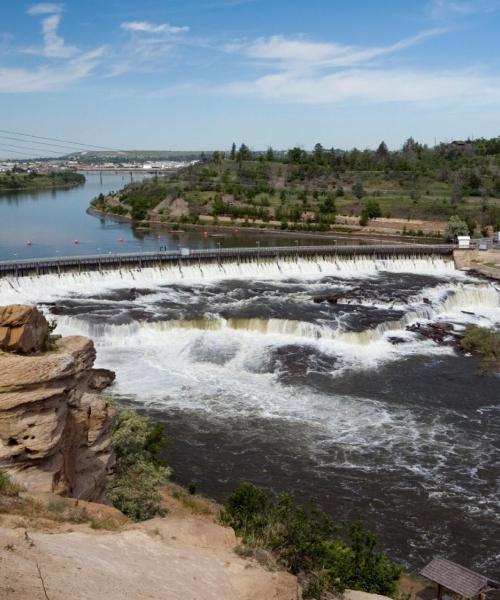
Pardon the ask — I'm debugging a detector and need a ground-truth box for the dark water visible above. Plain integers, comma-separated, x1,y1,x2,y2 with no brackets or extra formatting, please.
0,172,349,261
23,263,498,579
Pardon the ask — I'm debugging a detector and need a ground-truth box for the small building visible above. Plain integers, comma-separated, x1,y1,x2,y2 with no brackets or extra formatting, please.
420,558,499,600
457,235,471,249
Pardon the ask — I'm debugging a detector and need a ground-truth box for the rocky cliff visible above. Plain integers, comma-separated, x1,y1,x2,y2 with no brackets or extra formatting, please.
0,305,115,501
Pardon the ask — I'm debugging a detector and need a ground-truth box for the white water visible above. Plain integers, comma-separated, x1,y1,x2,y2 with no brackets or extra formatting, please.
0,255,462,306
2,254,499,570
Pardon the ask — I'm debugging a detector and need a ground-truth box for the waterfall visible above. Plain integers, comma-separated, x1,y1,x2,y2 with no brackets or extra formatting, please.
0,255,460,307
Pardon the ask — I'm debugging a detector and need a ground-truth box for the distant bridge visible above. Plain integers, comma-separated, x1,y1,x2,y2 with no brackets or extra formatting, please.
0,244,455,278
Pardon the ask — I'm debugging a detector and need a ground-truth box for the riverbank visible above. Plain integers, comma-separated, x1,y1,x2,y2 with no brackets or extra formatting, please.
0,171,85,192
454,249,500,280
87,206,445,246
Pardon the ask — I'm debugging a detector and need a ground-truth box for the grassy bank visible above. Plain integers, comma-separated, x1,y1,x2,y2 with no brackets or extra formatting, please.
0,170,85,192
91,137,500,236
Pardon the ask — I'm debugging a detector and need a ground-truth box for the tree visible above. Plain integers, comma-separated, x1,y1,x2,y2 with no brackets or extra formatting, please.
446,215,469,239
266,146,275,161
352,180,365,200
375,141,389,160
287,147,306,163
230,142,236,160
313,143,324,162
236,143,252,161
402,137,417,156
360,199,381,226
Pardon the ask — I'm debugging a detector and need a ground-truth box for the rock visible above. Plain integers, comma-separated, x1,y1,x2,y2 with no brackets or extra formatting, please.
89,368,116,391
406,322,454,344
313,293,342,304
0,305,115,501
0,304,49,353
0,524,299,600
388,336,407,345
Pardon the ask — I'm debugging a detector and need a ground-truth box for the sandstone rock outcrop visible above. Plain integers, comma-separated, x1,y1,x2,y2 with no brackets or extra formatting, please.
0,305,115,501
0,304,49,354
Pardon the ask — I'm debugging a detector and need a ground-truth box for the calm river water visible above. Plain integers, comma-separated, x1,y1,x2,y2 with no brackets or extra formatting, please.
0,172,342,261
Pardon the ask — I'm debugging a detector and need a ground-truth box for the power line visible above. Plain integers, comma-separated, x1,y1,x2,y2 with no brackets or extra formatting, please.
0,146,39,157
0,129,121,152
0,142,62,156
0,134,90,153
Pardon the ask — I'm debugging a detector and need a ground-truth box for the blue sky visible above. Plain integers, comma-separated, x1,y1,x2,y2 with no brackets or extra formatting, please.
1,0,500,154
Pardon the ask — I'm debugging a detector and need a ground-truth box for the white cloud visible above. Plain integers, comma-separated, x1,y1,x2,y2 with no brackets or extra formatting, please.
121,21,189,34
27,3,64,15
24,7,77,58
0,47,105,93
218,27,500,108
428,0,499,18
223,68,500,106
226,29,445,69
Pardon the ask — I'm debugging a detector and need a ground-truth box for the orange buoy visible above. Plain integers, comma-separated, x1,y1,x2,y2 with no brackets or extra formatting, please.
117,238,124,243
73,239,79,245
203,231,208,237
155,234,161,240
26,240,32,246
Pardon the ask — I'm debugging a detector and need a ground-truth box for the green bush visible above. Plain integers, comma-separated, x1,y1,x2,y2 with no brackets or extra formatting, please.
106,410,170,521
461,325,500,372
221,483,401,598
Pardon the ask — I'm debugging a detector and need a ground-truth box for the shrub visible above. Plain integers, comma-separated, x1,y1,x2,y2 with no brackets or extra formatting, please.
461,325,500,372
221,483,401,598
106,410,170,521
0,471,19,497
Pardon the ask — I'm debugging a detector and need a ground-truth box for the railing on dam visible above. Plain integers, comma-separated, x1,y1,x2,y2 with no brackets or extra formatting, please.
0,244,456,278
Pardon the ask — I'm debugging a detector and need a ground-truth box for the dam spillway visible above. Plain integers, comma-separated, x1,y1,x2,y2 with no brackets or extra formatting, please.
0,243,455,278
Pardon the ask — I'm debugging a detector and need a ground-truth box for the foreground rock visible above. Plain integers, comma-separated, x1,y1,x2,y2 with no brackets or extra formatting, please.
0,305,115,501
0,504,299,600
0,305,49,353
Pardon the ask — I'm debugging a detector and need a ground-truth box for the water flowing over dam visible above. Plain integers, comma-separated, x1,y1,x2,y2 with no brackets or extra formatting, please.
0,251,499,577
0,243,454,278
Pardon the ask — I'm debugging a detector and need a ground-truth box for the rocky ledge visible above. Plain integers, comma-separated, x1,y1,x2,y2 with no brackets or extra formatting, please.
0,305,115,501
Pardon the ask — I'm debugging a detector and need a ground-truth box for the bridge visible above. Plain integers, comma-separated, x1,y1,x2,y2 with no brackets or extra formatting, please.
0,244,455,278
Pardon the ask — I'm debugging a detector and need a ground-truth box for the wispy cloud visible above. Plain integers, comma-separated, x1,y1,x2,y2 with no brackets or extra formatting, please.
427,0,500,19
27,3,64,16
0,4,105,93
223,68,500,105
110,20,190,76
0,47,105,93
121,21,189,34
219,26,500,107
23,3,77,58
226,29,445,69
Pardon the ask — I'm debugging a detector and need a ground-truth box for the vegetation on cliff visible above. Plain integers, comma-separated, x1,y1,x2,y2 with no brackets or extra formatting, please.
221,482,402,599
461,324,500,372
0,169,85,191
93,137,500,235
106,410,170,521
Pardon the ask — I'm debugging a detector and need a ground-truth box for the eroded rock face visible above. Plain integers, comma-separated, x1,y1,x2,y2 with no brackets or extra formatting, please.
0,304,49,354
0,306,115,501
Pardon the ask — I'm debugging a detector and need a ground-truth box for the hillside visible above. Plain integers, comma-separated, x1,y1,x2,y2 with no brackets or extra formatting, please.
90,138,500,237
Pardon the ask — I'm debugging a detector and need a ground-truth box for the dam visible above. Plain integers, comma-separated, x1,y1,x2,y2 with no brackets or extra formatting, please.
0,243,455,278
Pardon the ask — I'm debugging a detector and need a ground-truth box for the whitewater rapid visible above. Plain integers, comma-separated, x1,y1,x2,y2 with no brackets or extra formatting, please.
1,254,499,572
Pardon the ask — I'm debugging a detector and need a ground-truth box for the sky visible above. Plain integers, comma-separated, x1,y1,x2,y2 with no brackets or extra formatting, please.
1,0,500,154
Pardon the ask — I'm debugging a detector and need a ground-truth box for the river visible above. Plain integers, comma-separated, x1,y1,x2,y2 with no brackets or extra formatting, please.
0,172,346,261
0,174,499,578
